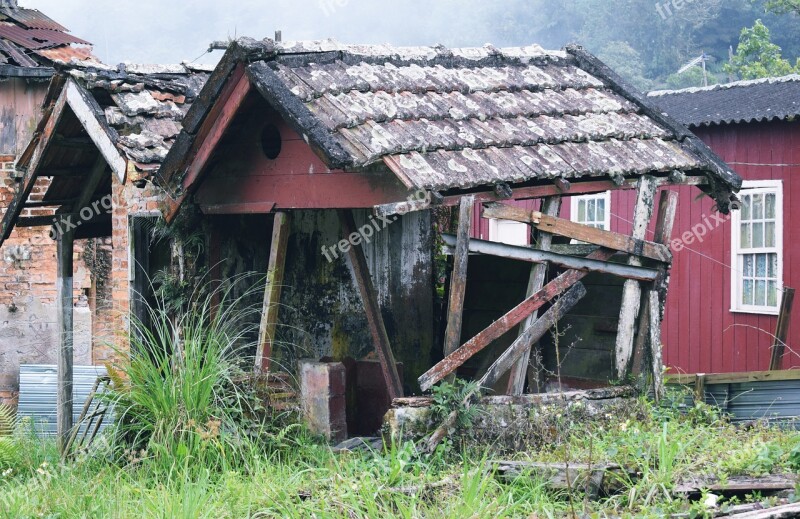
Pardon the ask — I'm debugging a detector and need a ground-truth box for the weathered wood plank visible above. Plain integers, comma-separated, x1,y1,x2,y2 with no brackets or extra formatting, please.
56,230,74,453
418,249,616,391
478,282,586,390
491,460,630,499
420,249,613,390
507,196,560,395
483,202,671,263
614,176,657,379
667,369,800,386
649,290,665,401
653,190,679,322
441,234,658,281
443,196,474,375
340,210,404,400
255,212,291,373
770,287,795,371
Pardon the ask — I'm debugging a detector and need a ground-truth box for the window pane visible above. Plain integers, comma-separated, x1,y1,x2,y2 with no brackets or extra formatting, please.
578,200,586,221
766,193,776,219
743,279,754,305
741,223,751,248
756,254,767,277
765,222,775,247
768,281,778,307
753,194,764,220
755,280,766,306
753,223,764,248
597,198,605,221
742,195,751,220
769,253,778,279
743,254,754,277
587,199,596,222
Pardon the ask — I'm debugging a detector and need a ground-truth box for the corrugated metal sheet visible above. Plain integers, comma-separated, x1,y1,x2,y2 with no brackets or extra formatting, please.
17,364,110,437
704,380,800,424
0,7,69,32
0,22,89,50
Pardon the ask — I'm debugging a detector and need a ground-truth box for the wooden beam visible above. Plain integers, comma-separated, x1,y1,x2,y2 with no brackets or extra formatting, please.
200,201,276,215
52,135,93,149
339,210,403,400
770,287,796,371
39,168,88,178
668,369,800,386
648,290,665,401
418,248,616,391
255,212,291,373
614,176,657,379
507,196,560,395
479,282,586,390
442,196,474,379
21,199,75,208
653,190,679,321
374,175,708,217
56,230,74,453
441,234,659,282
483,202,671,263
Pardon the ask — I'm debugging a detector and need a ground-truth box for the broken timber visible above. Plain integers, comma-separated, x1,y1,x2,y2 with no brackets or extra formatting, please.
418,250,614,392
769,287,795,371
339,210,404,400
615,176,658,379
478,282,587,389
440,234,658,282
507,196,560,395
482,202,671,263
491,461,633,499
255,211,291,372
442,196,474,381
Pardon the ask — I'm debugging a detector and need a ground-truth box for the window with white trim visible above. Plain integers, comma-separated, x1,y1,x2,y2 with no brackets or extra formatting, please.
571,192,611,230
488,218,529,246
731,180,783,314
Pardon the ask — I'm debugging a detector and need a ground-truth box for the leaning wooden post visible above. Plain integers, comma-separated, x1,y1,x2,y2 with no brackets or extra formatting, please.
769,287,796,370
56,228,74,453
255,212,291,373
442,196,474,382
339,210,403,400
507,196,561,395
615,176,657,380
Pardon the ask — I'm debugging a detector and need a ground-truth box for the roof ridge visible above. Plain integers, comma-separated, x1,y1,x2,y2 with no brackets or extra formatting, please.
648,73,800,97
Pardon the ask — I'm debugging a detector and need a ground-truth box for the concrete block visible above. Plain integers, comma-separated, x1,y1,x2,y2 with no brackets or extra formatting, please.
299,360,347,443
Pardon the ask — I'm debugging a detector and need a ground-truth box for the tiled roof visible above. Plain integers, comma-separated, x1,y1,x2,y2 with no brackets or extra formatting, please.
648,75,800,127
236,39,739,204
63,61,210,176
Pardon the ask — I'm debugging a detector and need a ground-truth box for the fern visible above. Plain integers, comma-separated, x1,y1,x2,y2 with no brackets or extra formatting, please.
0,402,16,437
0,403,19,470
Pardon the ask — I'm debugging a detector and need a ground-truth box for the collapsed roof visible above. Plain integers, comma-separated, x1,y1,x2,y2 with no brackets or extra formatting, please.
0,61,211,244
648,74,800,128
161,38,741,215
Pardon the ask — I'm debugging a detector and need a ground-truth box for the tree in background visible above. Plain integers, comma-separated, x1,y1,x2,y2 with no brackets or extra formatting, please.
763,0,800,15
725,20,799,79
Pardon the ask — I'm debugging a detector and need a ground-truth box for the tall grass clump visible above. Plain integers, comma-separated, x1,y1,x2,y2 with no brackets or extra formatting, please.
106,274,268,474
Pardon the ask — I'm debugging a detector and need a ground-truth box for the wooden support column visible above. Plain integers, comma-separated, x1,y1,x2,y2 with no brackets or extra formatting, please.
769,287,795,370
339,210,403,400
443,196,474,367
507,196,561,395
615,176,658,379
648,290,665,400
255,212,291,373
56,230,74,453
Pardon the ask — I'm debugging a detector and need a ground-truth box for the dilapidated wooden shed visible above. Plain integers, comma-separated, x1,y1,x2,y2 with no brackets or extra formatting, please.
152,37,741,417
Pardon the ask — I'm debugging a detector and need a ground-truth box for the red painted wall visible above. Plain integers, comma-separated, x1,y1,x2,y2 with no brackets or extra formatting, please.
473,120,800,375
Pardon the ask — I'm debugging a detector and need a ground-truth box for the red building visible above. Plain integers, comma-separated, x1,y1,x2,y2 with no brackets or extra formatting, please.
624,78,798,374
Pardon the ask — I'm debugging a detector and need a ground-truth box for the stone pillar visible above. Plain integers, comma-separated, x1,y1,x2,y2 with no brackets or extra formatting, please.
299,360,347,443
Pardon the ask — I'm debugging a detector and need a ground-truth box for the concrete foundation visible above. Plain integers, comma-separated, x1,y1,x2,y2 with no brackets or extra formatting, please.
299,360,347,443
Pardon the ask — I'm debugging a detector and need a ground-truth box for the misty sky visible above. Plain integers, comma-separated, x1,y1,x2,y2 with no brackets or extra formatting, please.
24,0,563,66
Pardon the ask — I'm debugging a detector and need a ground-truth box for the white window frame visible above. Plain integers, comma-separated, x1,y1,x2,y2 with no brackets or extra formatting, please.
488,218,529,246
730,180,783,315
570,191,611,231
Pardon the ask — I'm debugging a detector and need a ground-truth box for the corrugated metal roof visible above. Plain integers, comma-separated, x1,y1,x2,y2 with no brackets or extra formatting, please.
648,75,800,128
35,44,94,63
0,22,89,50
17,364,110,437
0,7,68,32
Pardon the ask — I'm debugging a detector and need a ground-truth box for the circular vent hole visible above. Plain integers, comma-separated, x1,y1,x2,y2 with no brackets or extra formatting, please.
261,124,282,159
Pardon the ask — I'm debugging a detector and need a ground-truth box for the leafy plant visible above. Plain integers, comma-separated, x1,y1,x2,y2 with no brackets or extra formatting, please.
430,379,480,430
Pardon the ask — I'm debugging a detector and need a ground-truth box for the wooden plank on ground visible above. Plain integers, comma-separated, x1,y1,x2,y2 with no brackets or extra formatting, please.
441,234,658,281
340,210,403,400
418,249,615,392
56,230,74,453
491,460,632,499
443,196,474,377
255,212,291,373
478,282,587,389
482,202,671,262
614,176,658,379
507,196,560,395
770,287,796,370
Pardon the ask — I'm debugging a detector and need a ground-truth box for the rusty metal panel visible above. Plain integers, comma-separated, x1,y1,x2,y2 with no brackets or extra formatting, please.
0,7,69,31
